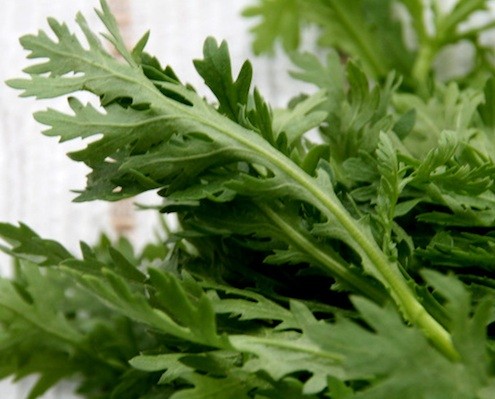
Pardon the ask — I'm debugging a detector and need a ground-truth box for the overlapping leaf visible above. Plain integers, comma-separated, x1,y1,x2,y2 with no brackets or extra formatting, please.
4,1,495,398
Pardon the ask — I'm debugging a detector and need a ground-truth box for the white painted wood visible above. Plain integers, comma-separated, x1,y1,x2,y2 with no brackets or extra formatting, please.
0,1,300,397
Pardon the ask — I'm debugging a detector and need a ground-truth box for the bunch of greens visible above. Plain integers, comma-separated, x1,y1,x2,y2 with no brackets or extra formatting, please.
244,0,495,94
2,0,495,397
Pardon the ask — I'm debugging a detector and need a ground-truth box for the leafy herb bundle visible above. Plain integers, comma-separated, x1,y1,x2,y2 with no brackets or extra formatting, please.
2,0,495,398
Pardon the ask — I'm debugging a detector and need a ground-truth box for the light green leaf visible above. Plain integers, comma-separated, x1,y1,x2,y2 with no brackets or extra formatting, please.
242,0,301,54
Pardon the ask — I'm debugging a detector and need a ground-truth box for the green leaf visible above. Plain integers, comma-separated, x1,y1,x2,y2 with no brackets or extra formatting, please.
228,301,348,394
306,294,492,398
230,331,343,395
435,0,489,42
393,109,416,140
302,0,389,78
134,352,260,399
194,38,252,121
417,231,495,271
272,90,328,145
130,353,190,384
289,50,345,104
242,0,301,54
0,223,72,266
148,269,229,348
374,132,411,256
109,247,147,283
362,0,415,79
204,282,296,327
479,77,495,128
394,84,484,157
169,371,253,399
0,263,83,348
10,5,492,394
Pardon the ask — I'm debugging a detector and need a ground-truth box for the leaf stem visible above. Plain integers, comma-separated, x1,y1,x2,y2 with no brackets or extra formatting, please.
256,202,388,305
276,160,459,361
186,107,459,360
412,42,436,97
146,93,459,360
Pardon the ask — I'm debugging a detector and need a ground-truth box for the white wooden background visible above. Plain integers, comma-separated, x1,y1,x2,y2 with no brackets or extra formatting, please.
1,1,493,397
0,1,306,397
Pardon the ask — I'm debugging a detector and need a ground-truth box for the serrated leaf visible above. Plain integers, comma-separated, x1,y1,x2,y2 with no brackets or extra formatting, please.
204,282,296,326
130,353,191,385
242,0,301,54
148,268,228,348
7,1,477,382
0,223,72,266
304,294,492,399
289,50,345,110
109,247,147,283
230,331,343,395
272,90,328,145
0,263,83,348
194,38,252,121
170,372,253,399
417,231,495,271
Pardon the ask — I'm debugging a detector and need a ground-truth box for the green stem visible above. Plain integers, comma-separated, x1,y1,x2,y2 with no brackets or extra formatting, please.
256,202,388,305
455,20,495,42
83,57,459,359
412,42,437,97
193,108,458,360
144,90,459,360
280,163,459,361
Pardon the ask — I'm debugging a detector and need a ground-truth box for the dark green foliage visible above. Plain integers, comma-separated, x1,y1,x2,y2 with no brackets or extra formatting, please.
2,0,495,397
